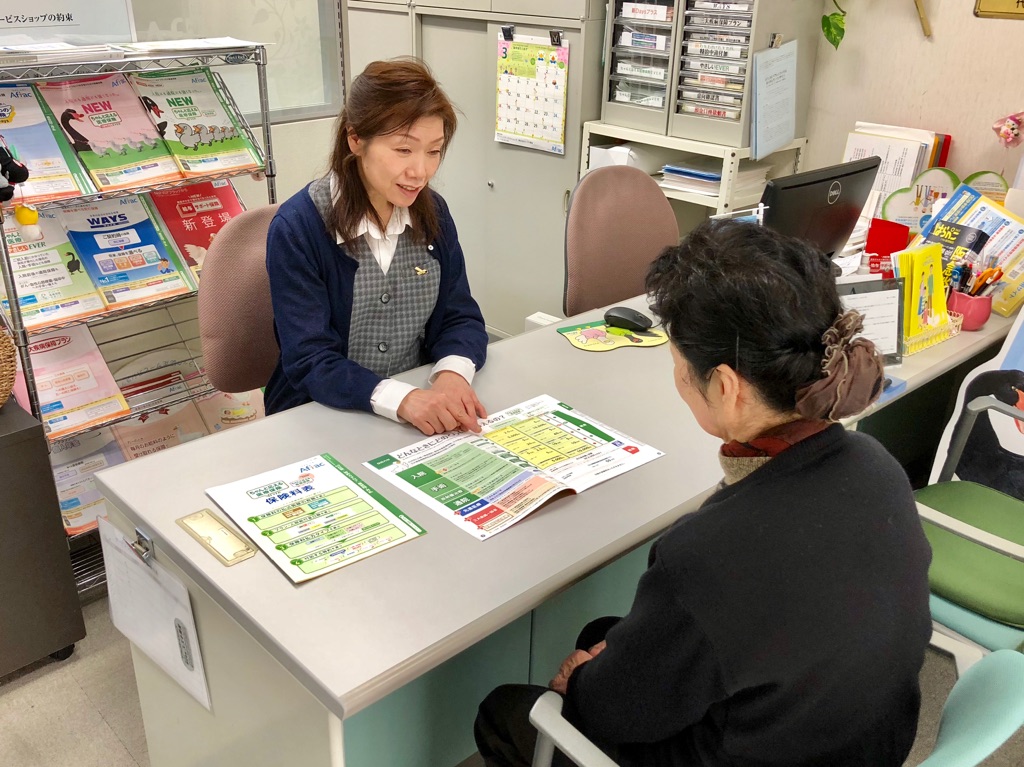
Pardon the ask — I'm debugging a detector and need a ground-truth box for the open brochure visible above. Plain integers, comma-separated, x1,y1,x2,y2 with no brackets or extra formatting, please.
366,394,664,540
206,454,426,584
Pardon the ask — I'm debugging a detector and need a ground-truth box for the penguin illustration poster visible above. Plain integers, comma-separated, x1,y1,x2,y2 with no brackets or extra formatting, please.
0,84,94,203
129,68,261,177
36,74,182,191
931,309,1024,498
0,209,105,327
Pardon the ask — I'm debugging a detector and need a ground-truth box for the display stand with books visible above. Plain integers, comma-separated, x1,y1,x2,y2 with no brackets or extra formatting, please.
0,40,276,598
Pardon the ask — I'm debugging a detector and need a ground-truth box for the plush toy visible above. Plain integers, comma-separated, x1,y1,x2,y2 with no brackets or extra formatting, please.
0,145,30,203
993,111,1024,149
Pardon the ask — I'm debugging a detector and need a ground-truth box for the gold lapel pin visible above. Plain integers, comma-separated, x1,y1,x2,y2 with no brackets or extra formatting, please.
414,265,428,276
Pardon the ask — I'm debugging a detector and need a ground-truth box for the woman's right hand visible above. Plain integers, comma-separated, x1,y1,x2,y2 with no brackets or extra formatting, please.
397,387,482,435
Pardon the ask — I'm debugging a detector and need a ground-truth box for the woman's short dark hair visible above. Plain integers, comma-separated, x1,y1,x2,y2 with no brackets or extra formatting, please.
646,218,843,413
327,58,457,244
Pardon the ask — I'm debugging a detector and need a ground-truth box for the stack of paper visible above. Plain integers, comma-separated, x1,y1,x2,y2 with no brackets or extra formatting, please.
658,156,771,198
843,122,952,218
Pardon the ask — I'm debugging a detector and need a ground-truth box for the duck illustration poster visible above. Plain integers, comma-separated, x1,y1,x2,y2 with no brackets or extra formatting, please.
36,74,183,191
129,68,260,178
57,195,194,309
145,179,246,284
930,309,1024,498
0,84,94,203
1,210,105,328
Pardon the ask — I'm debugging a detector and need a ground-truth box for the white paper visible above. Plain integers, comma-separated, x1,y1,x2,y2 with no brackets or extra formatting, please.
98,517,211,710
843,133,925,218
750,40,797,162
839,286,902,357
0,1,135,43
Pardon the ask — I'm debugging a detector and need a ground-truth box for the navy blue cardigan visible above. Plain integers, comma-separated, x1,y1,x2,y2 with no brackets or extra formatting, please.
264,185,488,415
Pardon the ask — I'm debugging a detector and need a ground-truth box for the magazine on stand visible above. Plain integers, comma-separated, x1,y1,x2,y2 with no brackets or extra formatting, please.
0,83,95,203
11,325,131,439
129,68,261,178
144,179,247,283
1,210,106,328
50,427,127,535
58,195,195,308
36,74,183,191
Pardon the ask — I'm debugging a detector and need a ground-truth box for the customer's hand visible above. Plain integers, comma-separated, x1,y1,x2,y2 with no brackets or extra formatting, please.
397,376,484,436
549,649,594,695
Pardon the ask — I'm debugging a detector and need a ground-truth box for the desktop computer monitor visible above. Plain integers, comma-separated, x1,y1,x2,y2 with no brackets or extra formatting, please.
759,156,881,258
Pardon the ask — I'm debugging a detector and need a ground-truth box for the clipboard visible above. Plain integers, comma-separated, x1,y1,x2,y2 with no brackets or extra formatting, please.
98,517,211,710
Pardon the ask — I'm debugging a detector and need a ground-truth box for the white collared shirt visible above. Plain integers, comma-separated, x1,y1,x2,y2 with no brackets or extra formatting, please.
331,176,477,423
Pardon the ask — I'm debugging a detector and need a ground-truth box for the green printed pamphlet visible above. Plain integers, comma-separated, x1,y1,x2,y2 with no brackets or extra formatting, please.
366,394,663,540
206,453,424,583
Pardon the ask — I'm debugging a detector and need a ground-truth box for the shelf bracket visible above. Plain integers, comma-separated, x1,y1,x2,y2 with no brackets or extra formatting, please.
130,527,154,566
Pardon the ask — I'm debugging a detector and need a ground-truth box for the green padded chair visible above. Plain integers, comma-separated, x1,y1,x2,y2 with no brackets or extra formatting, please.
914,394,1024,657
527,642,1024,767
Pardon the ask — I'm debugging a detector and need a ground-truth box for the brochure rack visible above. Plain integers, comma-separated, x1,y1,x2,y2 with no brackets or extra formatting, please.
0,41,276,596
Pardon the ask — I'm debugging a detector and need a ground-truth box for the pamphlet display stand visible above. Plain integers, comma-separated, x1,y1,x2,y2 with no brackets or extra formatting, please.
0,41,276,597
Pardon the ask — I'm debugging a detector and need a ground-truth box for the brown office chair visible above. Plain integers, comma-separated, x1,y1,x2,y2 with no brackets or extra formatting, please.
563,165,679,317
198,203,281,393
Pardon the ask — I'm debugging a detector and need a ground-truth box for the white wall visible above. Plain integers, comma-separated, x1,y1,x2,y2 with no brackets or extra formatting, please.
232,117,337,207
805,0,1024,182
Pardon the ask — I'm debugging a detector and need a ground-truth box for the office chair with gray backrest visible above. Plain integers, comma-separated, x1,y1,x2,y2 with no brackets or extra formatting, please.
563,165,679,317
198,203,281,393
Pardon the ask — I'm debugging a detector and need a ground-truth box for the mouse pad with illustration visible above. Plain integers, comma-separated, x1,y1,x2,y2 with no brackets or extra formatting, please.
557,320,668,352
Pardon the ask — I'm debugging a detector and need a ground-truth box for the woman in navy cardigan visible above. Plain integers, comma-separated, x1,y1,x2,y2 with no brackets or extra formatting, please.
265,58,488,435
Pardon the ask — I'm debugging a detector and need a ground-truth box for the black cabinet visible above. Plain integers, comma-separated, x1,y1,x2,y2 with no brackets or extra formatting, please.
0,398,85,676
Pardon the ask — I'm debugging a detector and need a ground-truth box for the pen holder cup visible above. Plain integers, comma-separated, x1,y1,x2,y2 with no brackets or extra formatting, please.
947,291,992,332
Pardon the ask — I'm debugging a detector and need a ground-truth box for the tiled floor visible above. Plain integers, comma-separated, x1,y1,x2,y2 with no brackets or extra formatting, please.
1,598,1021,767
0,599,148,767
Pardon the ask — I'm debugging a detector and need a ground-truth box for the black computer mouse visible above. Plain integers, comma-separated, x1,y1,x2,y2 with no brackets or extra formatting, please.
604,306,653,332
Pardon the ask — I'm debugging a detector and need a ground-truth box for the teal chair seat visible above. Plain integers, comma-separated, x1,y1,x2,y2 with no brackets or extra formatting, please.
918,649,1024,767
915,481,1024,631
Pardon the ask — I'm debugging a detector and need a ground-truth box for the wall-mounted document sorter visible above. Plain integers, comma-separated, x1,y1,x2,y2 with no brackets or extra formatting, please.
601,0,821,148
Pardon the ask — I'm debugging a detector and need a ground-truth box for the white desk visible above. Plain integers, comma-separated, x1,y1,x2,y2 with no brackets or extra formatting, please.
95,299,1012,767
97,297,723,767
860,315,1013,420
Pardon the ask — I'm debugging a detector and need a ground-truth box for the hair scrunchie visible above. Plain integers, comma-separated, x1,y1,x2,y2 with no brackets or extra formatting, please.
794,310,885,421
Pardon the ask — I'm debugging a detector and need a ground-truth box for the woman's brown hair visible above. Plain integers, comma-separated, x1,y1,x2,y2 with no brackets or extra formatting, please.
327,58,457,244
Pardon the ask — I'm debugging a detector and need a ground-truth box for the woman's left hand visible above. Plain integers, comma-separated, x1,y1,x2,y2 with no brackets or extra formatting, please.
549,649,594,695
431,371,488,428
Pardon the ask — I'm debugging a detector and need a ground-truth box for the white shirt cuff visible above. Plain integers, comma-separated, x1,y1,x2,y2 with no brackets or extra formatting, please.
429,355,477,385
370,379,418,422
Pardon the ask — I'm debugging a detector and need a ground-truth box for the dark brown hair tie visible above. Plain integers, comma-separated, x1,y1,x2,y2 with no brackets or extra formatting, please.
794,310,884,421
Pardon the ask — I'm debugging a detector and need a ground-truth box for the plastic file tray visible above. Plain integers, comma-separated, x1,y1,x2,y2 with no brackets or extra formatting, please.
678,100,740,121
615,51,670,81
612,76,668,109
